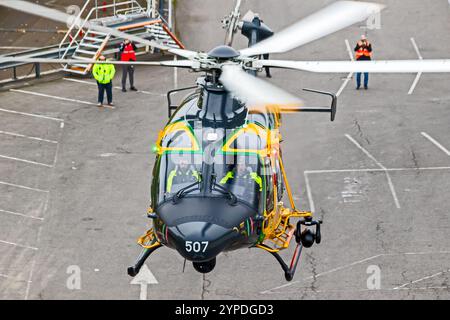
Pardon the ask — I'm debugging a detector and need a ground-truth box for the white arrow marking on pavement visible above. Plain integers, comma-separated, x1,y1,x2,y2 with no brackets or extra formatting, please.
130,264,158,300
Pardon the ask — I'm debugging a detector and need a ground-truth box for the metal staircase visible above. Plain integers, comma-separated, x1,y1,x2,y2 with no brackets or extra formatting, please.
59,0,183,75
68,31,111,74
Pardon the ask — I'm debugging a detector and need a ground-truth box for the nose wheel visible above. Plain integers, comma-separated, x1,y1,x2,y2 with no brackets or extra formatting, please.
193,258,216,274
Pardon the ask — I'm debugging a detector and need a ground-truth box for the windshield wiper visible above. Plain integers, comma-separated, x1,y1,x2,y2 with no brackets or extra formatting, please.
172,181,200,204
212,180,238,206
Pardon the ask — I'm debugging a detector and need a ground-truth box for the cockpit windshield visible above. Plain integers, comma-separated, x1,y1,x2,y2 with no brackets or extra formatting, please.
155,120,269,210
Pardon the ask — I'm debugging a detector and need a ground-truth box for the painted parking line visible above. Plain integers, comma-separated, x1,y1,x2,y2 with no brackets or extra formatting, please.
262,250,450,294
63,77,165,96
336,39,354,97
421,132,450,156
393,268,450,290
0,154,53,168
305,166,450,174
0,208,44,221
303,171,315,213
408,37,423,95
0,181,49,193
0,273,31,283
345,134,401,209
0,130,58,144
0,107,63,122
0,239,38,251
9,89,114,109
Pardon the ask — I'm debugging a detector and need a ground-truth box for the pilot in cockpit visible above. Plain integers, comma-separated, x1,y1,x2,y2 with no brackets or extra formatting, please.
166,159,200,193
220,162,262,192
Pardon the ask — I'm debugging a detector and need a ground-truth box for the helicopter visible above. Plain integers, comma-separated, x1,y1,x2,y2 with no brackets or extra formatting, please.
2,0,450,281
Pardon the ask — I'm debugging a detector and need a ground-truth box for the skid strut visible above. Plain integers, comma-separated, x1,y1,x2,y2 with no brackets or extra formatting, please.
127,243,162,277
264,243,303,281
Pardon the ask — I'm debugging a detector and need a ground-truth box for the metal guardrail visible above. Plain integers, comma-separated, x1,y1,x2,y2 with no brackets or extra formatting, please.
0,43,74,80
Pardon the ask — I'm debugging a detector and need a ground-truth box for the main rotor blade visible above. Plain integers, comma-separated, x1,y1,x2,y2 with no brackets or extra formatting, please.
258,59,450,73
0,57,194,67
239,1,384,57
0,0,197,60
219,64,303,112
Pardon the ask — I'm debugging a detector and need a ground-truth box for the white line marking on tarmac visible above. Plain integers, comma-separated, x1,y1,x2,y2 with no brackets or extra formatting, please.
408,38,423,95
421,132,450,156
0,273,28,282
63,78,165,96
269,286,450,295
0,130,58,144
25,129,61,299
0,209,44,221
9,89,108,107
0,154,53,167
0,107,63,122
303,171,315,213
261,251,450,294
345,39,355,61
410,37,423,60
305,166,450,174
261,254,383,294
336,39,354,97
0,273,32,283
0,181,49,193
393,268,450,290
0,240,38,251
60,122,65,129
345,134,401,209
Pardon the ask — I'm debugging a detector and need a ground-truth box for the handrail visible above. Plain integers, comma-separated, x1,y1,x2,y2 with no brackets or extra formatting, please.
58,0,92,58
59,0,145,63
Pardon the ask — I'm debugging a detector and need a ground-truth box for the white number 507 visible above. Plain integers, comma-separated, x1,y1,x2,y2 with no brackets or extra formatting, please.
185,241,208,253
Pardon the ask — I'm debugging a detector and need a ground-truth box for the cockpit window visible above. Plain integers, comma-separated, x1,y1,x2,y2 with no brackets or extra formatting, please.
158,121,200,153
222,123,268,156
157,152,202,203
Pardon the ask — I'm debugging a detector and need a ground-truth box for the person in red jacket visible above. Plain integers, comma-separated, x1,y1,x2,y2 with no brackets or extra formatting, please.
119,39,138,92
354,34,372,90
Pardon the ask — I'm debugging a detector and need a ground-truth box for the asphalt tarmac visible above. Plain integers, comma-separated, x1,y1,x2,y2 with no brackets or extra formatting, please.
0,0,449,300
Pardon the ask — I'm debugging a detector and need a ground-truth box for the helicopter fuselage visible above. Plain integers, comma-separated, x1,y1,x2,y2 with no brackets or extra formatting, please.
149,76,283,265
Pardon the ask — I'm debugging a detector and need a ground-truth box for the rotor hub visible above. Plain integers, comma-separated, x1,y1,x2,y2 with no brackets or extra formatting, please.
207,45,240,59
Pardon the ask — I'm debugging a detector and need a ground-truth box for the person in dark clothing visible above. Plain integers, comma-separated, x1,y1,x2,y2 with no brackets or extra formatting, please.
354,34,372,90
119,39,138,92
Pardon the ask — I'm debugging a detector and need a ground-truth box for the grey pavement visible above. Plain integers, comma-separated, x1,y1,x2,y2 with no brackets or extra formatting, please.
0,0,449,300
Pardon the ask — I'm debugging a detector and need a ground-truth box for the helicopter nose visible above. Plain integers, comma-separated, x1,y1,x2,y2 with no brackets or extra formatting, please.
169,222,236,262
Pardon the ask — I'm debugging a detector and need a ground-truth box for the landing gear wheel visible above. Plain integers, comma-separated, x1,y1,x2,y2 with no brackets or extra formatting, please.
300,229,315,248
127,266,138,277
193,258,216,274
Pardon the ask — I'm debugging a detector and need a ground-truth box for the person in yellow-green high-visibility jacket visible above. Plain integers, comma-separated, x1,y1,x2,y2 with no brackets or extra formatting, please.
92,56,116,107
166,160,201,193
220,163,262,192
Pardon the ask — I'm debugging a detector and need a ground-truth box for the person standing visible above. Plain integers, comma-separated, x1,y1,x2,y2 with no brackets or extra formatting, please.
119,39,138,92
92,55,115,107
354,34,372,90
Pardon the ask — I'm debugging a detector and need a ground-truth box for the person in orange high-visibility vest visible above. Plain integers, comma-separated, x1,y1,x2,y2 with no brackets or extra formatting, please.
119,39,138,92
354,34,372,90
